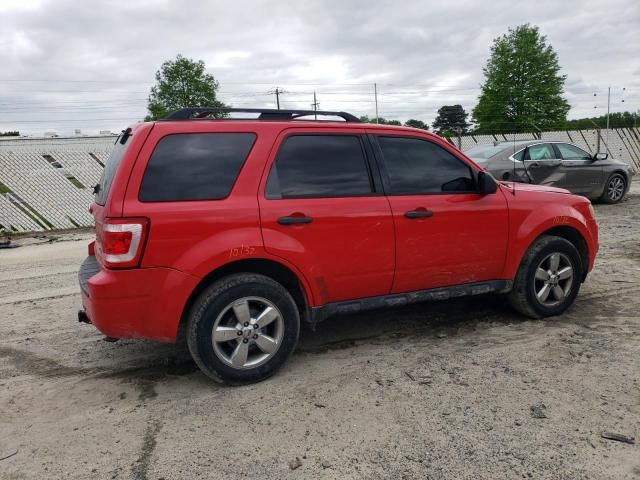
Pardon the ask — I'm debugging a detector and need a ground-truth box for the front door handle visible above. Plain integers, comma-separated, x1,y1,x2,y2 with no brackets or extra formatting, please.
404,209,433,219
277,215,313,225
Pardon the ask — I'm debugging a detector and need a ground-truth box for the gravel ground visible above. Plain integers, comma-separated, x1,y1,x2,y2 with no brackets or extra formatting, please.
1,188,639,480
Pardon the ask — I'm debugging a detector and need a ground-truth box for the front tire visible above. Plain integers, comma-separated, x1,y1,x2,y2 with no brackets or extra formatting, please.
509,235,583,319
600,173,627,204
187,273,300,384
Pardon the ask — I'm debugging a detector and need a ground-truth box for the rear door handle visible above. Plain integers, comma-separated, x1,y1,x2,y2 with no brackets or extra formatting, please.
277,215,313,225
404,209,433,219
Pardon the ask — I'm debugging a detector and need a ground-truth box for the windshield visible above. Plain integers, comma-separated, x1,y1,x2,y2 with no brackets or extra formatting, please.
465,144,511,159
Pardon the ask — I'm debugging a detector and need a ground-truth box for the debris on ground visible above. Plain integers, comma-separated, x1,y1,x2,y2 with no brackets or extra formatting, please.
0,239,19,249
601,432,635,444
530,403,547,419
0,450,18,462
288,457,302,470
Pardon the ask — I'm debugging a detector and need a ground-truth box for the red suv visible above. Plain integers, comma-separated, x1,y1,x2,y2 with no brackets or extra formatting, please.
79,108,599,384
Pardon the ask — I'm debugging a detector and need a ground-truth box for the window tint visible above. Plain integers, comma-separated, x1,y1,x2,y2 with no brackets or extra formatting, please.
525,144,555,161
556,143,592,160
139,133,255,202
95,137,128,205
266,135,373,199
377,136,474,194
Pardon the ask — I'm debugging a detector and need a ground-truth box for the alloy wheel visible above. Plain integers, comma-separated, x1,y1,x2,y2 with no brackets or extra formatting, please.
533,252,574,307
211,296,284,370
607,175,625,202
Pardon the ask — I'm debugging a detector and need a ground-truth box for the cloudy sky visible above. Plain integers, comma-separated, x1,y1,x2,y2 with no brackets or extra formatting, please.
1,0,638,135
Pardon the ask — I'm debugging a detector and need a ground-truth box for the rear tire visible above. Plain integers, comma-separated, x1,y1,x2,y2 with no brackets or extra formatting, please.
509,235,583,319
187,273,300,385
599,173,627,204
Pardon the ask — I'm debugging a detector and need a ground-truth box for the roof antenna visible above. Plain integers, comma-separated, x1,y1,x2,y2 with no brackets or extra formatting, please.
512,132,516,196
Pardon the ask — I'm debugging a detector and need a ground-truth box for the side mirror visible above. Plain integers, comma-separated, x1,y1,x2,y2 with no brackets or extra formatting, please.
477,171,498,194
593,152,608,161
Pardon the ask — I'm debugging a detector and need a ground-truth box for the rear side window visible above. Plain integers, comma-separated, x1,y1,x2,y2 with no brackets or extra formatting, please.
95,138,128,206
377,136,474,194
139,133,255,202
524,144,555,161
266,135,373,199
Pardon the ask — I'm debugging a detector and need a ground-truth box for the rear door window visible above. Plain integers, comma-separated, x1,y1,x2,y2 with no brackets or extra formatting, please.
265,134,373,199
139,133,256,202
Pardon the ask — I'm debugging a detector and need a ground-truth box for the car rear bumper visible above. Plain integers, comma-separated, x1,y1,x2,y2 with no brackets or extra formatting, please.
78,256,199,342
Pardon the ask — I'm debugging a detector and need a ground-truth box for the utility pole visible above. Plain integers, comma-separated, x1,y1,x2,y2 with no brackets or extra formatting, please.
606,86,611,150
311,91,319,120
268,87,285,110
374,83,379,124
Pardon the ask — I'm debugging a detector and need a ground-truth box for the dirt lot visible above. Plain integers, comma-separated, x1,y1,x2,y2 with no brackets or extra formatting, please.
1,189,639,480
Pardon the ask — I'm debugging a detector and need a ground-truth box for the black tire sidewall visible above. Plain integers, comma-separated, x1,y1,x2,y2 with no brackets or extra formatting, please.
188,275,300,384
523,239,582,317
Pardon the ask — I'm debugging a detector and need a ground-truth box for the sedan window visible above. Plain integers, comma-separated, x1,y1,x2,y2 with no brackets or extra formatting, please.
525,144,555,161
556,143,592,160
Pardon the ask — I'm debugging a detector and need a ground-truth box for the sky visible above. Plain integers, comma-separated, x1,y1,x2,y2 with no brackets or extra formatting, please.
0,0,638,136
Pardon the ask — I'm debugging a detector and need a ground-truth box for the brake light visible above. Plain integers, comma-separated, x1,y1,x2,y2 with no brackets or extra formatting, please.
99,218,149,268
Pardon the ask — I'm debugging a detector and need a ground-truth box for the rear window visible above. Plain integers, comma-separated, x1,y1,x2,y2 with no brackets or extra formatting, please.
464,144,510,159
139,133,256,202
95,137,128,206
265,135,373,199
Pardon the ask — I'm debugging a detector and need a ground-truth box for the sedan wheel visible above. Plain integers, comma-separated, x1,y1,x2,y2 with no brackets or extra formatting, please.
603,174,626,203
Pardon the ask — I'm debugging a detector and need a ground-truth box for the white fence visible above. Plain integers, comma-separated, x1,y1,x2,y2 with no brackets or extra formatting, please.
0,136,114,233
1,129,639,233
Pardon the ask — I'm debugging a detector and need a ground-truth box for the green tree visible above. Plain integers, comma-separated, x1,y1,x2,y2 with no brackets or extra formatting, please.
404,119,429,130
146,54,226,120
359,115,402,125
472,24,570,133
432,105,470,135
0,131,19,136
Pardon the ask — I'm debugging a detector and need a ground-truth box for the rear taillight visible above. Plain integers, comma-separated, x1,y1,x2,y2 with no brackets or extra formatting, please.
98,218,149,268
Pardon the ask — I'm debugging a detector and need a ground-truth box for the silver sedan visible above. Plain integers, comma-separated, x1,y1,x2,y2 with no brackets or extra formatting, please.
465,140,634,203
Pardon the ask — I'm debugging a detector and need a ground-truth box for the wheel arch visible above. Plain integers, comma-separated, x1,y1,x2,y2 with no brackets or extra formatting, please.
179,258,312,337
516,225,589,283
539,226,589,281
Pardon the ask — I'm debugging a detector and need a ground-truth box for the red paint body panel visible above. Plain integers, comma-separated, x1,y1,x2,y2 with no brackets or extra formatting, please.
500,184,599,277
258,127,395,304
79,120,599,343
388,191,509,292
81,265,199,341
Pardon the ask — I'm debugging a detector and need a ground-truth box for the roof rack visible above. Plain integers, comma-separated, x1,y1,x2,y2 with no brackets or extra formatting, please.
164,108,361,123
